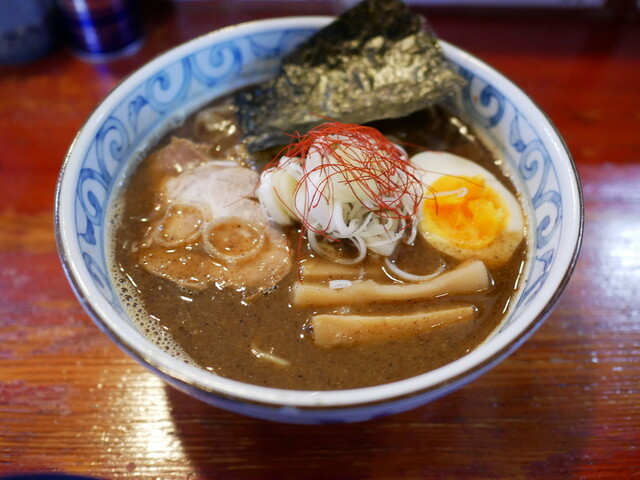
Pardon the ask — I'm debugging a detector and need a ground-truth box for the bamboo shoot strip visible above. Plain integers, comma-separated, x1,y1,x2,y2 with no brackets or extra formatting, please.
312,305,477,348
293,260,490,308
300,257,364,280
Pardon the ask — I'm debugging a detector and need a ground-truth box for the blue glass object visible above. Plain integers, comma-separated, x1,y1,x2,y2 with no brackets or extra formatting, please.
56,0,142,61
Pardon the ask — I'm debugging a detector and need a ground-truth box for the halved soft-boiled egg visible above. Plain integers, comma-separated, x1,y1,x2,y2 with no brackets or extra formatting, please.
411,151,525,268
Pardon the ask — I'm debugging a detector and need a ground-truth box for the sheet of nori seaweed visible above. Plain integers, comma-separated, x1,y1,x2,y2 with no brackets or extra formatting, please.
235,0,466,152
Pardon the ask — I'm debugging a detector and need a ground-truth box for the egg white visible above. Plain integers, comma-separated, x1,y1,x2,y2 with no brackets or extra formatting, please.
411,151,525,268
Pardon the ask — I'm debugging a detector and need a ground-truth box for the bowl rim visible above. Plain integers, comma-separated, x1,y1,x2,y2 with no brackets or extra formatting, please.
55,15,584,410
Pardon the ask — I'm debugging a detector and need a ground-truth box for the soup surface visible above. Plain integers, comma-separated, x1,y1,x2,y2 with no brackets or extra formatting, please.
109,99,527,390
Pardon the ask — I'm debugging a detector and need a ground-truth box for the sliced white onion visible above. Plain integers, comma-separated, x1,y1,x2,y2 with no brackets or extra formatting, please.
152,202,205,247
384,257,446,283
202,217,265,265
307,232,367,265
328,279,353,289
257,169,296,225
257,130,422,263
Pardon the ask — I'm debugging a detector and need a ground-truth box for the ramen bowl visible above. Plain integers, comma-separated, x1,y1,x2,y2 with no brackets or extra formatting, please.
55,17,583,424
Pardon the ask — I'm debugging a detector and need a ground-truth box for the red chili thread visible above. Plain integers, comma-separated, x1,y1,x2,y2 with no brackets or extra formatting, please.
260,121,437,278
264,121,424,237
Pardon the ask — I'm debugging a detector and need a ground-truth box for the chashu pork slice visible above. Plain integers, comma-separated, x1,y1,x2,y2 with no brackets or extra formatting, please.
138,147,292,292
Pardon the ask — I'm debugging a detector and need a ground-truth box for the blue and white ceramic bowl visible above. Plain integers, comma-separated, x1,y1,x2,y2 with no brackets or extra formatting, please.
55,17,583,424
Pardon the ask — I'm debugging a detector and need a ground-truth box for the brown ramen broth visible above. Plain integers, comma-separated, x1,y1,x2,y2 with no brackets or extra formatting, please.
109,98,527,390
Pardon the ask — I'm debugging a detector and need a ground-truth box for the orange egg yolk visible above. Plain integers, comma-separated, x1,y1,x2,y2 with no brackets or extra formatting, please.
421,175,508,249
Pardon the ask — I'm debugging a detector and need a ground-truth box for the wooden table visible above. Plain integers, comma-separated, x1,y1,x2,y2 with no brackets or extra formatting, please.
1,1,639,478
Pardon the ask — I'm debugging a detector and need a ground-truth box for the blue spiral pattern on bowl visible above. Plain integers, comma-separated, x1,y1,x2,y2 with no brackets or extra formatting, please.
74,26,562,333
456,66,562,325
